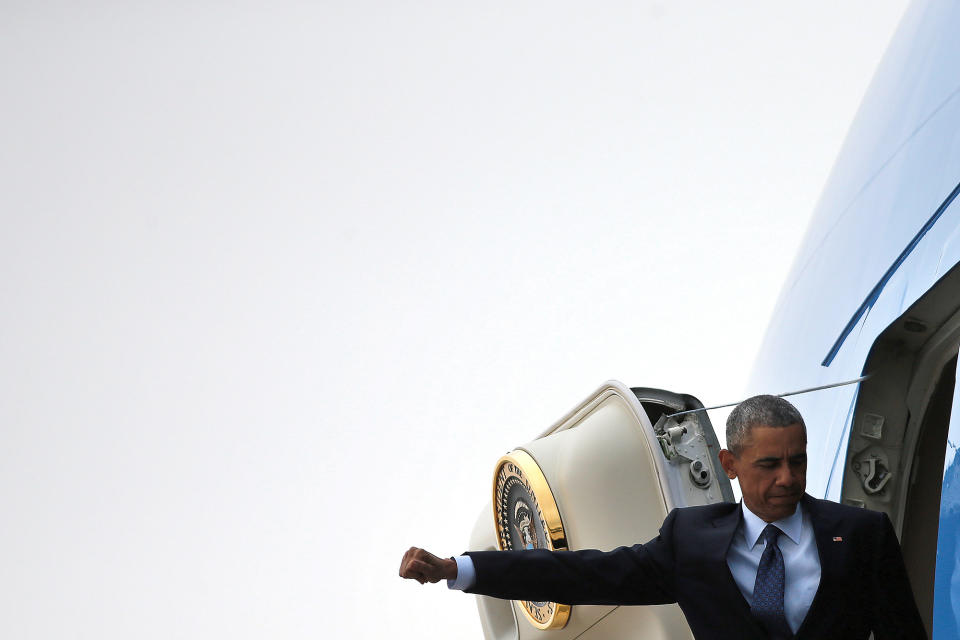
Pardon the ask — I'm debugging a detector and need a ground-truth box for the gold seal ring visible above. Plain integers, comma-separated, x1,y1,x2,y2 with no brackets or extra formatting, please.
492,450,571,630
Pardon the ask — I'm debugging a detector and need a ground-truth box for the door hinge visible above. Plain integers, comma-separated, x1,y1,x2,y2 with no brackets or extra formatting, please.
654,415,713,489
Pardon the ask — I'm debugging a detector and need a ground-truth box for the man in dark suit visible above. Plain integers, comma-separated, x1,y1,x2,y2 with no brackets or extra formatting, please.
399,395,926,639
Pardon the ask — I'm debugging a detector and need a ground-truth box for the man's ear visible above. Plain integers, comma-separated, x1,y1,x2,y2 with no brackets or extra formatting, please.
718,449,737,480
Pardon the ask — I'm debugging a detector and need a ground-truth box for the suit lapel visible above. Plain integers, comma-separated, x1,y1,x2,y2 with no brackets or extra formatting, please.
707,505,757,622
794,495,842,639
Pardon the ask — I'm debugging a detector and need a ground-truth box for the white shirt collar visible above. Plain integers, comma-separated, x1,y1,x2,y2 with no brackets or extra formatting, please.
740,499,804,547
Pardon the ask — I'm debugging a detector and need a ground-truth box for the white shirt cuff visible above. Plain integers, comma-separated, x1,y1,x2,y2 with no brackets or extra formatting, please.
446,555,477,590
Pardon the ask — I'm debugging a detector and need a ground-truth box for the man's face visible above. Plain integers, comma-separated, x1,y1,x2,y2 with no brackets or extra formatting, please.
718,423,807,523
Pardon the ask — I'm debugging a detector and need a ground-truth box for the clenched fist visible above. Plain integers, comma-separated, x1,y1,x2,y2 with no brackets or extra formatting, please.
399,547,458,584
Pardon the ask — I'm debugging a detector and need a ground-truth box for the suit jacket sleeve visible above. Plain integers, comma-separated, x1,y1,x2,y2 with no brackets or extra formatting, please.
463,508,679,606
871,512,927,639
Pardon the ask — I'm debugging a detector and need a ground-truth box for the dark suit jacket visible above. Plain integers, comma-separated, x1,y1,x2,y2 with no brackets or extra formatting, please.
465,495,926,639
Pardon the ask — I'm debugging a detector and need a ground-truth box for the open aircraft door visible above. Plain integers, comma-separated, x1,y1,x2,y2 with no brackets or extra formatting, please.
469,380,735,640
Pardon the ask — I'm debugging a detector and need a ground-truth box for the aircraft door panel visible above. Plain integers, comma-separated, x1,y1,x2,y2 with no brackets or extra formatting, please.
467,381,732,640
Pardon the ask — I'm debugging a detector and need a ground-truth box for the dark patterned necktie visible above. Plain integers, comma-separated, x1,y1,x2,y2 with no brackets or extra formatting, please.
751,524,793,639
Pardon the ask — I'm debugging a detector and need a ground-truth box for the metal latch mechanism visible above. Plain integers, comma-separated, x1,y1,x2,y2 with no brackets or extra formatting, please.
852,449,893,494
654,415,713,489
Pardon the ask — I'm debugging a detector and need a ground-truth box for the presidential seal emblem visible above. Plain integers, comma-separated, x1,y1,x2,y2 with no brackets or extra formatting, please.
493,450,571,630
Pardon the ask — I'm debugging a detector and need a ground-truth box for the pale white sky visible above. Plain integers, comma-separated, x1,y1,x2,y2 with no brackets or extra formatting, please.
0,2,909,638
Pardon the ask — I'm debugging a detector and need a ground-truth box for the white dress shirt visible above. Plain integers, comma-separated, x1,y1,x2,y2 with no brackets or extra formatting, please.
727,501,821,634
449,501,822,635
447,555,477,591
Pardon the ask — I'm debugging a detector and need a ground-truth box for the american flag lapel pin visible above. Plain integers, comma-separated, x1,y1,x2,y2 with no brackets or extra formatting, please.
833,536,843,542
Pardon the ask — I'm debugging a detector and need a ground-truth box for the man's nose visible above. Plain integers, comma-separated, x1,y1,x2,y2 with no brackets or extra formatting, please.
775,464,794,485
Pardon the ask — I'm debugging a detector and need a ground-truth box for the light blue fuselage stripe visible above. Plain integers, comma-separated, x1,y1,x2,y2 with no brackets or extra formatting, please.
821,179,960,367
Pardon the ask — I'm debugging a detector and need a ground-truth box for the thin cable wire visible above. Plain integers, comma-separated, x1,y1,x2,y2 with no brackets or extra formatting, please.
665,374,871,418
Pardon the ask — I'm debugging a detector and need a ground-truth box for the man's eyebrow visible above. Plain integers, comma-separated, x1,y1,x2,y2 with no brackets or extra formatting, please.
753,456,782,464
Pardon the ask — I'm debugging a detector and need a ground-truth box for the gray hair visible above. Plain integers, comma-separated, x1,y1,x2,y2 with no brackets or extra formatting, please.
725,395,806,456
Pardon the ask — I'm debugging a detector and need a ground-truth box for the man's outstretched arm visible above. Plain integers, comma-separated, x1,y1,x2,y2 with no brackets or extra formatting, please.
398,509,680,605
